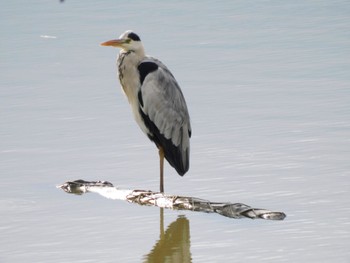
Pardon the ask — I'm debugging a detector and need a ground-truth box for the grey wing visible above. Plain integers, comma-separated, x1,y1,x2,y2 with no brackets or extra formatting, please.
137,58,191,175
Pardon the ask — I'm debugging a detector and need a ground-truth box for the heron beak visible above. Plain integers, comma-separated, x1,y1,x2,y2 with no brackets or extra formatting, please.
100,39,124,47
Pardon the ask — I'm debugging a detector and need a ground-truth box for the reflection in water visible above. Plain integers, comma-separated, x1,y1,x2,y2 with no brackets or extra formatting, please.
144,209,192,263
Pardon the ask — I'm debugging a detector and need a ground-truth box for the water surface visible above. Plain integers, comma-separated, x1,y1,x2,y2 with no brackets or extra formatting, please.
1,1,350,262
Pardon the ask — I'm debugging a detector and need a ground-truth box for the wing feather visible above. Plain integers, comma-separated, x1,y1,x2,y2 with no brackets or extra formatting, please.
138,58,191,175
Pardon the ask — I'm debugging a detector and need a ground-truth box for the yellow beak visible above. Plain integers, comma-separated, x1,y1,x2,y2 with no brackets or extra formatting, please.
100,39,124,47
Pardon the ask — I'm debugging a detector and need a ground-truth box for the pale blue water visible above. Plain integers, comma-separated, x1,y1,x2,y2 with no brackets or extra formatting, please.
1,1,350,262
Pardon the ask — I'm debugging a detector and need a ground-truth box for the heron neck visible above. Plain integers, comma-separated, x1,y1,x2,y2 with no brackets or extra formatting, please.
121,48,145,60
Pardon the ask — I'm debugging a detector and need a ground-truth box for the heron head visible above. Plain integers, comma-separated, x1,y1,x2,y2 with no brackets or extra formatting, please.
100,30,144,52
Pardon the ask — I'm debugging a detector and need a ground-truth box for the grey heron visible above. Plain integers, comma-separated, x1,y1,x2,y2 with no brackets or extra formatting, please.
101,30,191,193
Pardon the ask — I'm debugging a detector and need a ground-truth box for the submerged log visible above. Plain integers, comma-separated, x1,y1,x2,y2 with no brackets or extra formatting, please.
57,180,286,221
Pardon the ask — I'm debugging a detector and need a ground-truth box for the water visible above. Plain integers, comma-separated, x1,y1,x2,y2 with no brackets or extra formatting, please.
1,1,350,262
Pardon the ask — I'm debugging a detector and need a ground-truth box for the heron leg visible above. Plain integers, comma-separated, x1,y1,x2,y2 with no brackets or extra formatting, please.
159,147,165,193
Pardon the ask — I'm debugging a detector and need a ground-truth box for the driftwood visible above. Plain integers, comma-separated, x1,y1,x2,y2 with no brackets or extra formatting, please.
57,180,286,221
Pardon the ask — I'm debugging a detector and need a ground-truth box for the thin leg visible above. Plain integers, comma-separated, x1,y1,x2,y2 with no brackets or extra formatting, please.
159,147,165,193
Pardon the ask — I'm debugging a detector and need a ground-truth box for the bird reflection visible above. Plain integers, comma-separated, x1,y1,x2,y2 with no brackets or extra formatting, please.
143,209,192,263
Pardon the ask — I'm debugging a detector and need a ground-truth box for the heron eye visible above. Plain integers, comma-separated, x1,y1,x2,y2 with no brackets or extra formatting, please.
125,39,131,44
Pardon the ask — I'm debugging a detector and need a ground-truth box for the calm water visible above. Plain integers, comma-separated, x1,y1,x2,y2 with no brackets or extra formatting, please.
1,1,350,262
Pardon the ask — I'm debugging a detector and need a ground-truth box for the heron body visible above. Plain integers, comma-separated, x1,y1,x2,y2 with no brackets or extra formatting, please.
101,31,191,192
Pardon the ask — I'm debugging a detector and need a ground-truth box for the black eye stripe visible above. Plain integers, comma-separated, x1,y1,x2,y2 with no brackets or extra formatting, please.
128,32,141,41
